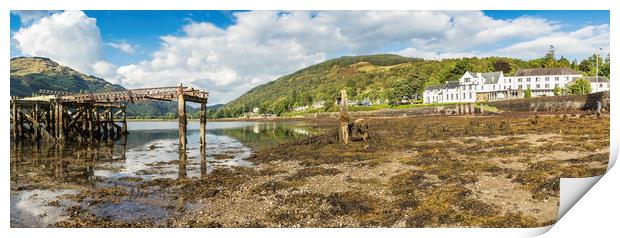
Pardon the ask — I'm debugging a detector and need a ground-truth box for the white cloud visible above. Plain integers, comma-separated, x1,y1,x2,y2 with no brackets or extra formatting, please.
107,40,137,54
491,24,610,59
12,11,105,75
92,60,119,82
114,11,571,104
12,10,62,24
12,10,609,104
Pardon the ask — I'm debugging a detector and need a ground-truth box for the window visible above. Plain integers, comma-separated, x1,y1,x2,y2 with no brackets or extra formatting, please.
536,84,540,89
555,77,559,81
508,78,512,83
566,77,570,81
555,84,559,88
526,78,531,82
518,85,523,89
545,84,549,89
545,77,550,81
600,83,603,87
535,77,540,82
492,85,495,90
464,77,470,83
518,78,522,82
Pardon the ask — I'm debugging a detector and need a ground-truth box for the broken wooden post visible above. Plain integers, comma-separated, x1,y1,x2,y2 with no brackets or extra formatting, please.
57,101,65,141
121,105,128,135
88,107,94,142
199,102,207,152
177,86,187,151
34,103,40,140
339,89,350,144
11,98,18,139
108,108,115,141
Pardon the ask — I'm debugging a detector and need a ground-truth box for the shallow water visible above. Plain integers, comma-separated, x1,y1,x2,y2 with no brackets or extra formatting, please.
10,121,315,227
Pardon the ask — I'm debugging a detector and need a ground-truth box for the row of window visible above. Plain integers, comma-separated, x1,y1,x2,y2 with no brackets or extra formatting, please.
462,76,575,84
515,76,570,83
429,92,474,102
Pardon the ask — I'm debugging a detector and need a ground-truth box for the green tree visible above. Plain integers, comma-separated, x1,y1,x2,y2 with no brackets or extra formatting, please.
568,78,592,95
553,85,562,96
578,59,593,75
524,86,532,98
492,60,512,74
446,60,472,81
544,45,556,62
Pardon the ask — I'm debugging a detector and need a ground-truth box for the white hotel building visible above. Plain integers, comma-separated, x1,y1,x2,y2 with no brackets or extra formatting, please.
423,67,610,104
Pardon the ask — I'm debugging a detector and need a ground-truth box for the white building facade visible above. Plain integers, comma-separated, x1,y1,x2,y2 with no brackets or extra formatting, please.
423,67,609,104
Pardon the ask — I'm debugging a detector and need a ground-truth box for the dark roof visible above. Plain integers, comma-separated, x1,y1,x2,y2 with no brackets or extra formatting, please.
426,85,443,90
515,67,581,77
445,81,460,89
577,76,610,83
425,80,460,91
480,71,502,84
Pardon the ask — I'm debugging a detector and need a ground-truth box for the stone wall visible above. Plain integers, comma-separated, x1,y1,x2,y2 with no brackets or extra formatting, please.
486,91,609,112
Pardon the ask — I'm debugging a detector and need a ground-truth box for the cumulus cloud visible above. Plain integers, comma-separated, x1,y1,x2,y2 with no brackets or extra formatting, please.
491,24,610,59
12,10,62,24
92,60,119,82
107,40,137,54
12,10,609,104
113,10,572,103
12,11,106,75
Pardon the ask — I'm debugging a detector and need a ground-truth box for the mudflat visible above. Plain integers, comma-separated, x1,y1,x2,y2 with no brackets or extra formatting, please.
47,113,609,227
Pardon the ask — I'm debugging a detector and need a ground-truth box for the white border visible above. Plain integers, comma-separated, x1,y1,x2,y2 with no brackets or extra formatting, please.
2,1,617,237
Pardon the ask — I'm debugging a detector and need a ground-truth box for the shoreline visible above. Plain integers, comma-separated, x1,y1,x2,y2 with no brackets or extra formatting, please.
39,111,610,228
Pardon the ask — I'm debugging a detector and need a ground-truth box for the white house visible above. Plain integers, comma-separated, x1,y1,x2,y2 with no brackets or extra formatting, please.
423,67,609,104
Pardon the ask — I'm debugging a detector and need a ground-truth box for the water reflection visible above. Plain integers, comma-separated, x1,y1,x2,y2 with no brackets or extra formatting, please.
10,121,314,227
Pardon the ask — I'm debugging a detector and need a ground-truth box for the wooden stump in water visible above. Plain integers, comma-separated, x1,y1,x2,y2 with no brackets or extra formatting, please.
339,90,350,144
199,102,207,152
177,86,187,152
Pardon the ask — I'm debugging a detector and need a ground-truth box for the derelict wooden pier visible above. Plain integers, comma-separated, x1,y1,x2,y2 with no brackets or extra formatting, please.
10,86,209,151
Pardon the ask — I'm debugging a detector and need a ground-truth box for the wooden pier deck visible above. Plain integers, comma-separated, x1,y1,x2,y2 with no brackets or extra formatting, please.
10,86,209,151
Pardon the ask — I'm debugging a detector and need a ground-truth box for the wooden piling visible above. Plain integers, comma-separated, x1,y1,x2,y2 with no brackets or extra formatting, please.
339,90,350,144
177,87,187,151
108,108,115,141
121,106,128,135
11,98,18,139
199,102,207,151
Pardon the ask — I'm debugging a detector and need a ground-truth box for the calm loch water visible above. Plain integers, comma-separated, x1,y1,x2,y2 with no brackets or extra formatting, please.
10,121,315,227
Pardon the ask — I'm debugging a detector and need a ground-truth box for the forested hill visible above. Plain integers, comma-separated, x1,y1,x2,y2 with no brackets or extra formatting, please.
215,52,609,118
10,57,125,96
10,57,198,119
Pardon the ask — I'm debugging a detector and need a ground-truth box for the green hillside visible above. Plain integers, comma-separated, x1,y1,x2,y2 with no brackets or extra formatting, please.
10,57,125,96
10,57,195,119
215,52,609,118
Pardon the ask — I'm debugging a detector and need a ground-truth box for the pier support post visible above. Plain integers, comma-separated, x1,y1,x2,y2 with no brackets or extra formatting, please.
55,101,65,141
34,103,40,140
339,89,350,144
88,106,94,142
177,86,187,152
121,105,128,135
11,98,18,139
199,102,207,152
108,108,115,141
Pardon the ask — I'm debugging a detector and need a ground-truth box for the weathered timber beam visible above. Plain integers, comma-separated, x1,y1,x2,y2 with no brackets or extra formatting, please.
22,112,55,142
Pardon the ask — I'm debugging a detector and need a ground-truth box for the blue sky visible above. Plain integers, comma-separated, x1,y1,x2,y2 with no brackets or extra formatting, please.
10,10,610,104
